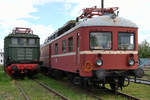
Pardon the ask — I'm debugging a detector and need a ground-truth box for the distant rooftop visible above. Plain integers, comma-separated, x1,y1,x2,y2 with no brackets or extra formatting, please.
0,49,4,52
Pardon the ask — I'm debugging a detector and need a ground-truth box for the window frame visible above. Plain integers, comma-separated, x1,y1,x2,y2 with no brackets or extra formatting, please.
118,32,135,50
68,37,73,52
89,31,113,50
11,38,18,45
18,38,27,45
55,43,58,54
62,40,66,53
28,38,36,45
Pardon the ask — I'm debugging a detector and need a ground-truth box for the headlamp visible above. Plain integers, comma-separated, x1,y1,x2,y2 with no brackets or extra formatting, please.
128,59,135,66
96,59,103,66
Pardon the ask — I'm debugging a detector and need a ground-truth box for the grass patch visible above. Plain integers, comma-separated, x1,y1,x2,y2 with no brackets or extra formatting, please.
120,82,150,100
18,78,62,100
36,74,97,100
37,74,129,100
0,66,24,100
0,66,149,100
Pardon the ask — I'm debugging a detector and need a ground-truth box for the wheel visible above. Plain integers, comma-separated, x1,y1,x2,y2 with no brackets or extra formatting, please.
51,70,64,79
109,82,118,91
72,76,81,85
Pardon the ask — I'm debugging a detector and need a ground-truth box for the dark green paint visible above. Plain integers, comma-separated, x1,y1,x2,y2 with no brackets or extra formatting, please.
4,33,40,67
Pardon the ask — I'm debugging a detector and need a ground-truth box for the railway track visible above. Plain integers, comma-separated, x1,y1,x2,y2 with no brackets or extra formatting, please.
14,80,30,100
14,79,69,100
14,77,142,100
33,79,69,100
102,88,140,100
129,78,150,85
59,79,140,100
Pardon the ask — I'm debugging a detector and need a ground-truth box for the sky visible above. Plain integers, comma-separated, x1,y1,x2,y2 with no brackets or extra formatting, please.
0,0,150,49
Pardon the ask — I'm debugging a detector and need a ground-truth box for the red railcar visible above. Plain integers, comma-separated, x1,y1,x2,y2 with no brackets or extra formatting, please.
40,7,144,90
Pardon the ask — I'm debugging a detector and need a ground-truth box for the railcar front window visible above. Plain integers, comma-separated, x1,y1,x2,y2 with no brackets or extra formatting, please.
118,32,134,50
90,32,112,50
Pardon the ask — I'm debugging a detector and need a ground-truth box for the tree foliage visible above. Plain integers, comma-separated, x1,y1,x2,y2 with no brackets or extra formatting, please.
138,40,150,58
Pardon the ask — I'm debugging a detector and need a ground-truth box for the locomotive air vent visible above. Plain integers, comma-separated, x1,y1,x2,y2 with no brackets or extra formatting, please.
17,48,33,60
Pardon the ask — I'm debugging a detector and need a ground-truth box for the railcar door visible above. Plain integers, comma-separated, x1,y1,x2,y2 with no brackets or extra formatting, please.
49,44,51,67
76,33,80,66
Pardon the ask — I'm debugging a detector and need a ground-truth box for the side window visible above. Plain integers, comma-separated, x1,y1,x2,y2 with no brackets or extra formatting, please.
12,38,18,45
55,43,58,54
77,33,80,48
29,39,35,45
68,37,73,52
62,40,66,53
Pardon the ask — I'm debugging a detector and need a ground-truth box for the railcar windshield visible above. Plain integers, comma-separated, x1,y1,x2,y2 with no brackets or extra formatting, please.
118,32,134,50
90,32,112,50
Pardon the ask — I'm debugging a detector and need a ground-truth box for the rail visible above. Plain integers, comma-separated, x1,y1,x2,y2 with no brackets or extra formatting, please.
14,80,30,100
33,79,69,100
103,88,140,100
129,78,150,85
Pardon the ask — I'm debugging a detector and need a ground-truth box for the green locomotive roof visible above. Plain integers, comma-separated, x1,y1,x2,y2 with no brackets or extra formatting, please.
5,33,39,39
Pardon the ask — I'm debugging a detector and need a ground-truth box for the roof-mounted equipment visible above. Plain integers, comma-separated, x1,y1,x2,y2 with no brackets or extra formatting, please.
12,27,33,34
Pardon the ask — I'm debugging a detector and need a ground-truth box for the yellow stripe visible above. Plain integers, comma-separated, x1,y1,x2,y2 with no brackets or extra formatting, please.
79,50,138,54
51,52,76,58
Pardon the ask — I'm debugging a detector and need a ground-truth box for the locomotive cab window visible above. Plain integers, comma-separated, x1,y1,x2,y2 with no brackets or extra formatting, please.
118,32,135,50
18,38,27,45
29,39,35,45
90,32,112,50
11,38,18,45
68,37,73,52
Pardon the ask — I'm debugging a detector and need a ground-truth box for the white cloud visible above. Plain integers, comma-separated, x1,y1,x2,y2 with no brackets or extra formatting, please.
0,0,55,49
0,0,65,20
64,0,150,43
31,24,54,44
0,0,37,20
32,0,65,5
0,20,54,44
0,0,150,51
139,33,150,43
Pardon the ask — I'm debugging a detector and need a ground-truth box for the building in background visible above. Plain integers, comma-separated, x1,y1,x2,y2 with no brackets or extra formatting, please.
0,49,4,65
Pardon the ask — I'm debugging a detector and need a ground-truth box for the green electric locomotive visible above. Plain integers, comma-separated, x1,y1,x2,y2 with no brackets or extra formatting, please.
4,27,41,78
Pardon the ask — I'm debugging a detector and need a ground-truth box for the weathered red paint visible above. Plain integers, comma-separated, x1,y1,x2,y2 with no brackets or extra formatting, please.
6,64,38,75
40,25,138,77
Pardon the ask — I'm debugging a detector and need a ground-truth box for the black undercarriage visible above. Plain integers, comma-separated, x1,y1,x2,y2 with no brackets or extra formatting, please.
40,66,144,91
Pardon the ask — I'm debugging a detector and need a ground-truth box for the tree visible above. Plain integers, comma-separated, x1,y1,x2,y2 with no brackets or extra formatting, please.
138,40,150,58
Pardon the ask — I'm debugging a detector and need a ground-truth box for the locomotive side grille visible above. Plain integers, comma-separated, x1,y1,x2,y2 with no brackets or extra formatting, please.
17,48,25,60
17,48,33,60
25,48,33,60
